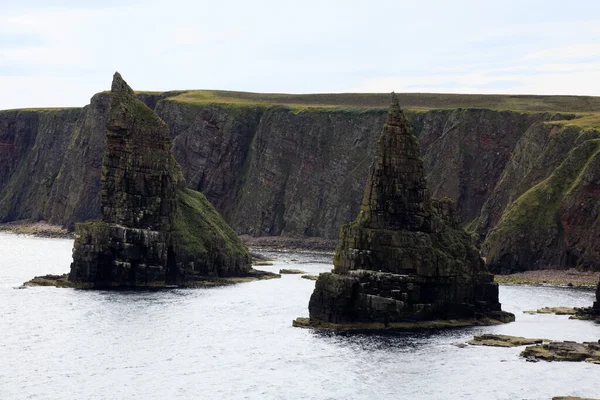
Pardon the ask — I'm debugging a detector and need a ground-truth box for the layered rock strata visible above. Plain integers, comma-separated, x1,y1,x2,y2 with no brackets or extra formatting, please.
68,73,255,288
294,94,514,329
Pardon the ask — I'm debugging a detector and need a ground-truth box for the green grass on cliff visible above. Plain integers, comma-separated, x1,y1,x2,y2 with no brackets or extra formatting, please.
545,113,600,129
161,90,600,113
485,138,600,247
172,188,249,260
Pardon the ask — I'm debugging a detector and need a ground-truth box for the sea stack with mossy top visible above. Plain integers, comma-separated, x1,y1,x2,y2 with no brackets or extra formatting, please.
294,93,514,330
64,72,263,288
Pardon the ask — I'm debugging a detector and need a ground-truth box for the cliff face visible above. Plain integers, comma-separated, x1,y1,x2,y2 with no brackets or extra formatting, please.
1,92,599,272
0,108,83,223
482,124,600,272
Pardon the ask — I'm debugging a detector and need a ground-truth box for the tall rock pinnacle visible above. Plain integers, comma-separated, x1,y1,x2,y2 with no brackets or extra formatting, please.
360,93,430,231
67,73,253,288
101,72,184,231
294,95,514,329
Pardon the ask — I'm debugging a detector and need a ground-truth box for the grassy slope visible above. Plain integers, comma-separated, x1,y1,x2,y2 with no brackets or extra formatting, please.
172,188,249,260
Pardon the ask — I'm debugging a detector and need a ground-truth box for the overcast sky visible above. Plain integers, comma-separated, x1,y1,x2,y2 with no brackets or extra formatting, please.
2,0,600,109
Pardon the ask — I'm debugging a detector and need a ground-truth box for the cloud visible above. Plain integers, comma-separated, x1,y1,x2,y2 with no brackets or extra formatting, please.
0,33,44,48
523,44,600,61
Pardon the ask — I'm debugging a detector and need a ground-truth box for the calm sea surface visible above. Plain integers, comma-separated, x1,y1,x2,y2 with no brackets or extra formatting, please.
0,232,599,400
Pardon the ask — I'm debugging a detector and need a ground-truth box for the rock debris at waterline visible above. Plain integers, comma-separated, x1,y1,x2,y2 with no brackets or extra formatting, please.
294,93,514,330
24,73,276,289
521,341,600,364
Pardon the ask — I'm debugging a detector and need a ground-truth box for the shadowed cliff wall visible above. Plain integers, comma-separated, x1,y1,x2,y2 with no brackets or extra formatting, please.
0,94,598,271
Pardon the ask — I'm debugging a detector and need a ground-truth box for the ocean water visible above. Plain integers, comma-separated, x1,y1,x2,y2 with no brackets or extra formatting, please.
0,232,599,400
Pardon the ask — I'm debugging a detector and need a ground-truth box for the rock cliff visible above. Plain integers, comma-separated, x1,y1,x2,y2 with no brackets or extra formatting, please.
68,73,252,288
1,89,599,272
294,95,514,329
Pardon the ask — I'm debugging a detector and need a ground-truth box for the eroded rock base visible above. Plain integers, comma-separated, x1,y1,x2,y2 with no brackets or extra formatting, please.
292,314,513,331
24,269,279,289
302,270,514,328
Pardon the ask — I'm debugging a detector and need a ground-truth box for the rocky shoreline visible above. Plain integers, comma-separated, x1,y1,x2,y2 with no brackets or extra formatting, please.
239,235,337,254
22,269,280,289
292,313,515,331
0,220,73,239
494,269,600,287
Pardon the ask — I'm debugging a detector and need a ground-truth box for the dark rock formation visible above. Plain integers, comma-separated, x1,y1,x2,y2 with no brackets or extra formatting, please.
294,95,514,329
68,73,255,288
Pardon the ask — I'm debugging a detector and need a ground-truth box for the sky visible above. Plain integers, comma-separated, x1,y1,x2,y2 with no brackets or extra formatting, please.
1,0,600,109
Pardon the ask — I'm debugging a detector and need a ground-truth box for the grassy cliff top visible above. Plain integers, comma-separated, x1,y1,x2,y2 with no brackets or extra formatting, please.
3,89,600,128
158,90,600,113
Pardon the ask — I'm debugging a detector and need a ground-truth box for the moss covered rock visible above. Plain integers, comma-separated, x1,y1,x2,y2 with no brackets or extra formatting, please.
68,73,251,288
298,94,514,328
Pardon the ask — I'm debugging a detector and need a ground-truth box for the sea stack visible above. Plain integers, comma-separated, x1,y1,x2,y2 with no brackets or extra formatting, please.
68,73,253,287
294,94,514,329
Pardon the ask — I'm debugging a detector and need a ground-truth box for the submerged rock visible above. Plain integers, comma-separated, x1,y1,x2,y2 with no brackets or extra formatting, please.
553,397,600,400
28,73,277,289
23,274,71,288
279,269,306,274
523,307,577,315
468,334,546,347
294,94,514,330
521,341,600,363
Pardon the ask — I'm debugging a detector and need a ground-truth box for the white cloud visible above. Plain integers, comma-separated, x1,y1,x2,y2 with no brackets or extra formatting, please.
523,44,600,61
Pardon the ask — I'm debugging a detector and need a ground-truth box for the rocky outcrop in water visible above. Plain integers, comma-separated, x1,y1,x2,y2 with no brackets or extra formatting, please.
67,73,256,288
1,89,599,272
521,341,600,363
294,95,514,329
467,334,546,347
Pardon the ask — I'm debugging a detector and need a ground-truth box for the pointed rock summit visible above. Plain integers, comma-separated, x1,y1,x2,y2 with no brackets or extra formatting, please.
67,73,256,287
101,72,184,231
359,92,430,232
295,94,514,329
